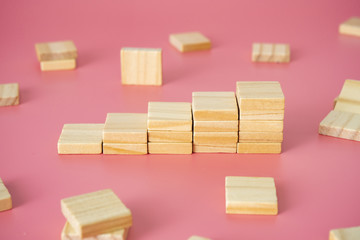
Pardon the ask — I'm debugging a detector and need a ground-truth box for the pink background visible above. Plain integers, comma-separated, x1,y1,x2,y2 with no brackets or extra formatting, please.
1,0,360,239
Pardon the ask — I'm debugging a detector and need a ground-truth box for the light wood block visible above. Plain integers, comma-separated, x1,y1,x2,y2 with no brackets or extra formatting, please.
319,110,360,141
193,143,237,153
148,131,192,143
169,32,211,52
0,83,19,106
329,226,360,240
192,92,238,121
61,222,129,240
239,120,283,132
239,109,284,120
148,102,192,131
61,189,132,238
193,132,238,144
194,120,238,132
103,113,148,143
35,40,77,61
225,176,278,215
334,79,360,114
58,124,104,154
103,143,147,155
238,132,283,143
252,43,290,63
40,59,76,71
339,17,360,37
0,178,12,212
188,236,211,240
148,142,192,154
237,142,281,154
121,48,162,86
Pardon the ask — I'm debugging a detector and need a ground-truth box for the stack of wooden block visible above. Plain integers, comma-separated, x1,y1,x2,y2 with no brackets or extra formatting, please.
236,82,284,153
147,102,193,154
192,92,239,153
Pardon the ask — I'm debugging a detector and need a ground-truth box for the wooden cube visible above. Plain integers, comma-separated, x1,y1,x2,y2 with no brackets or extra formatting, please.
329,226,360,240
339,17,360,37
148,142,192,154
188,236,211,240
334,79,360,114
239,120,283,132
0,83,19,107
40,59,76,71
0,178,12,212
252,43,290,63
35,40,77,61
193,143,237,153
194,120,238,132
238,132,283,143
148,131,192,143
103,143,148,155
193,132,238,144
169,32,211,52
237,142,281,154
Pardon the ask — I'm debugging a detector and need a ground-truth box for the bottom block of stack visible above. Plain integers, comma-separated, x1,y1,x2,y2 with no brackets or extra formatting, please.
40,59,76,71
103,143,147,155
193,143,237,153
148,143,192,154
237,143,281,154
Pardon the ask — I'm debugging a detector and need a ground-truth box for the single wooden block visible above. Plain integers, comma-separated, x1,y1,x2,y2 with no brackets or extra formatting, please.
103,143,148,155
148,131,192,143
121,48,162,86
0,178,12,212
225,176,278,215
239,109,284,120
193,132,238,144
252,43,290,63
193,143,237,153
334,79,360,114
35,40,77,61
148,102,192,131
169,32,211,52
238,132,283,143
61,222,129,240
329,226,360,240
58,124,104,154
319,110,360,141
103,113,148,143
148,142,192,154
40,59,76,71
61,189,132,238
239,120,283,132
0,83,19,107
188,236,211,240
194,120,238,132
237,142,281,154
339,17,360,37
192,92,238,121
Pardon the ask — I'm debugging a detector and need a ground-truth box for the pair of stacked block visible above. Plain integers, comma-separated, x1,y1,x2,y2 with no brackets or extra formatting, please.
192,92,239,153
236,82,284,153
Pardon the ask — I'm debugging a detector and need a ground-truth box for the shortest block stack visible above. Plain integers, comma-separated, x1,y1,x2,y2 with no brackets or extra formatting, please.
252,43,290,63
329,226,360,240
0,83,19,107
0,178,12,212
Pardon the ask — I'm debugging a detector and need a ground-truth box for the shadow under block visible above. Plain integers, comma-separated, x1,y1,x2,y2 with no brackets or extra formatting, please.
238,132,283,143
121,48,162,86
35,40,77,61
334,79,360,114
252,43,290,63
188,236,211,240
61,189,132,238
0,178,12,212
339,17,360,37
58,124,104,154
329,226,360,240
239,120,283,132
237,142,281,154
225,176,278,215
103,143,147,155
194,120,238,132
148,131,192,143
148,142,192,154
169,31,211,52
147,102,192,131
40,58,76,71
192,92,238,121
193,132,238,144
193,143,237,153
0,83,19,106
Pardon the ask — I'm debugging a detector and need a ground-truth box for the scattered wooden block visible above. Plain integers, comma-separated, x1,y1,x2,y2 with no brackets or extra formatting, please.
35,40,77,61
194,120,238,132
237,142,281,154
329,226,360,240
61,189,132,238
193,143,237,153
103,143,147,155
239,120,283,132
148,142,192,154
339,17,360,37
225,176,278,215
40,58,76,71
121,48,162,86
188,236,211,240
169,31,211,52
334,79,360,114
148,131,192,143
252,43,290,63
193,132,238,144
0,83,19,107
238,132,283,143
0,178,12,212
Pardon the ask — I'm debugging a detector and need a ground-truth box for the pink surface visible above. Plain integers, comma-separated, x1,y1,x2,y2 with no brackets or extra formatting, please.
1,0,360,239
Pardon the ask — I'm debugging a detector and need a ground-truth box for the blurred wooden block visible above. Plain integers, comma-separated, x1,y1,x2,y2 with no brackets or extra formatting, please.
0,178,12,212
61,189,132,238
148,131,192,143
121,48,162,86
148,102,192,131
192,92,238,121
103,143,147,155
237,142,281,154
103,113,148,143
319,110,360,141
58,124,104,154
329,226,360,240
148,142,192,154
188,236,211,240
238,132,283,143
35,40,77,61
0,83,19,106
339,17,360,37
239,109,284,120
40,59,76,71
239,120,283,132
252,43,290,63
193,132,238,144
169,32,211,52
334,79,360,114
193,143,237,153
225,176,278,215
194,120,238,132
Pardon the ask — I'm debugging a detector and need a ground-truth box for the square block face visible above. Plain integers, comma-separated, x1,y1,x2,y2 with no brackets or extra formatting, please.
148,131,192,143
103,143,147,155
103,113,148,143
193,143,237,153
121,48,162,86
237,142,281,154
225,176,278,215
0,178,12,212
194,120,239,132
0,83,19,107
193,132,238,144
148,102,192,131
188,236,211,240
148,142,192,154
329,226,360,240
238,132,283,143
239,120,283,132
339,17,360,37
169,32,211,52
252,43,290,63
334,79,360,114
61,189,132,238
40,59,76,71
35,40,77,61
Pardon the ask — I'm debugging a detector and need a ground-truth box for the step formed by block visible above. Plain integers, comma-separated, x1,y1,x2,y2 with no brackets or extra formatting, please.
194,120,238,132
40,58,76,71
339,17,360,37
169,31,211,52
148,142,192,154
0,178,12,212
239,120,283,132
334,79,360,114
35,40,77,61
148,131,192,143
188,236,211,240
103,143,148,155
193,132,238,144
329,226,360,240
0,83,19,107
252,43,290,63
237,142,281,154
193,143,237,153
238,131,283,143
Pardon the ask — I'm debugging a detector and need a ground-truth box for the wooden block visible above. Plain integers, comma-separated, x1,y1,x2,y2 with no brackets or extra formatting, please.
58,124,104,154
61,189,132,238
193,132,238,144
188,236,211,240
334,79,360,114
0,178,12,212
103,113,148,143
192,92,238,121
148,102,192,131
169,32,211,52
339,17,360,37
237,142,281,154
35,40,77,61
252,43,290,63
61,222,129,240
239,120,283,132
194,120,238,132
0,83,19,106
148,142,192,154
40,59,76,71
103,143,147,155
239,109,284,120
121,48,162,86
329,226,360,240
225,176,278,215
238,132,283,143
148,131,192,143
319,110,360,141
193,143,237,153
